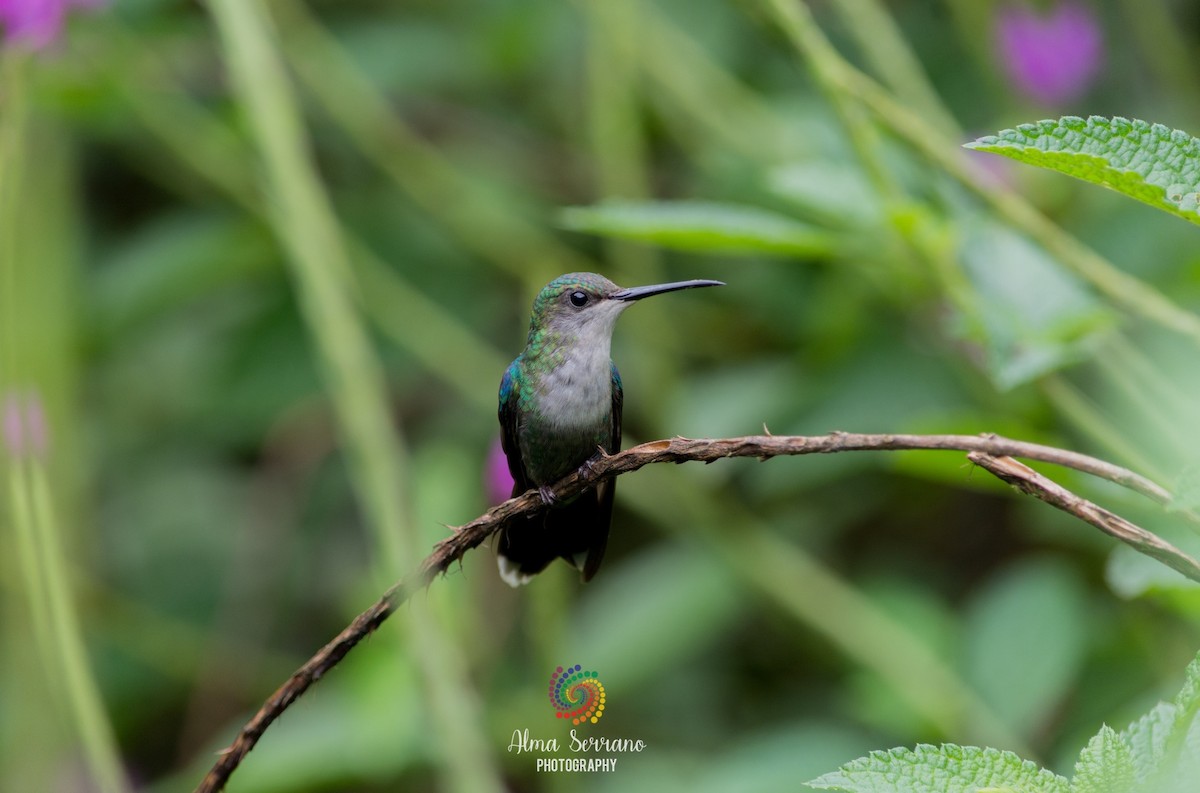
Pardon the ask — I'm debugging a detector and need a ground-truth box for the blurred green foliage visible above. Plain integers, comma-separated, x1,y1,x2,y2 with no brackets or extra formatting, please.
813,646,1200,792
2,1,1200,791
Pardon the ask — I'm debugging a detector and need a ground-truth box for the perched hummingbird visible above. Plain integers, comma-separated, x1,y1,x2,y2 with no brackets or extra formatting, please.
496,272,723,586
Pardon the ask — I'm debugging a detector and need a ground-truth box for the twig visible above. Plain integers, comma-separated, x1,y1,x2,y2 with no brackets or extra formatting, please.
968,453,1200,581
196,431,1195,793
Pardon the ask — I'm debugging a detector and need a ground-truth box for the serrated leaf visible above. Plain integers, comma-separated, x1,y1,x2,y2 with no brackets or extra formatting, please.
1117,650,1200,792
559,200,838,256
806,744,1069,793
1174,650,1200,712
966,116,1200,226
1071,725,1135,793
1121,702,1177,784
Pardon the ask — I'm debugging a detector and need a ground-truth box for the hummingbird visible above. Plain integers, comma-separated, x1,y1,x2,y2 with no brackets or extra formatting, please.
496,272,723,586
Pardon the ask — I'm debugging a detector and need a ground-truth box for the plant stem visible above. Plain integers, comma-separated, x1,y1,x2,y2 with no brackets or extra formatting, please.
0,52,24,391
1105,333,1197,422
1091,349,1189,463
762,0,1200,345
27,467,131,793
764,0,900,200
204,3,503,792
2,51,129,793
270,0,593,285
207,0,408,569
1041,376,1167,485
98,18,515,411
636,2,800,162
827,0,960,137
725,513,1026,750
1116,0,1200,123
583,0,659,281
10,464,132,793
624,471,1028,751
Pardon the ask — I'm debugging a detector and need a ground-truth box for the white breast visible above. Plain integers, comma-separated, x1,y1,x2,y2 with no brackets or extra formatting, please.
537,338,614,428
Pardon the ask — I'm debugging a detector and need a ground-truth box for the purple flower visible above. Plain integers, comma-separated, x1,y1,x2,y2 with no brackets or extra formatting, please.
995,1,1104,106
0,0,103,51
2,390,48,460
485,438,515,506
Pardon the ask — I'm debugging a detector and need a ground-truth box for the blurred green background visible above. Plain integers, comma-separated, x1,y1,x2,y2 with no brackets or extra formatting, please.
3,0,1200,790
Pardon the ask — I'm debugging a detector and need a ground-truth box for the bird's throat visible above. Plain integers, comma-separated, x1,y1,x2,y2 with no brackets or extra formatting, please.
529,336,614,428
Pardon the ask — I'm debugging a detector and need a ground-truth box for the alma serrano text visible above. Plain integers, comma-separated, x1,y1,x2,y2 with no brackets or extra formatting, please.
508,728,647,754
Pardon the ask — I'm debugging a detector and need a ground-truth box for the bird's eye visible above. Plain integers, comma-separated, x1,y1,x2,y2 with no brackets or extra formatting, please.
569,290,589,307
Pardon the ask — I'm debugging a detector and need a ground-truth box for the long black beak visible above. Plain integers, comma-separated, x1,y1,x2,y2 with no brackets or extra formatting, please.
610,279,724,302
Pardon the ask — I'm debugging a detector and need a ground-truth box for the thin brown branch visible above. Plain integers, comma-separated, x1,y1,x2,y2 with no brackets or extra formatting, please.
195,431,1194,793
967,452,1200,581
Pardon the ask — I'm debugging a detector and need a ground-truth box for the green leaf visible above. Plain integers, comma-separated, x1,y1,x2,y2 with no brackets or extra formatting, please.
1173,650,1200,713
962,558,1090,736
1070,725,1135,793
1170,464,1200,512
966,116,1200,226
1122,702,1177,785
559,200,839,256
844,577,959,738
92,210,278,339
767,161,881,226
1105,544,1200,602
564,546,745,692
1164,647,1200,742
807,744,1069,793
227,636,427,791
956,218,1113,389
1116,650,1200,792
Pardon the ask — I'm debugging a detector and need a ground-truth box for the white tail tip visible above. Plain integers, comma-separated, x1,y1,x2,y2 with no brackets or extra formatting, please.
498,555,533,588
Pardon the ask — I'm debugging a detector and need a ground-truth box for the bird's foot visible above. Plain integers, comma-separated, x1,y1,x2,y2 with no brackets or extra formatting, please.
577,447,609,478
537,485,559,506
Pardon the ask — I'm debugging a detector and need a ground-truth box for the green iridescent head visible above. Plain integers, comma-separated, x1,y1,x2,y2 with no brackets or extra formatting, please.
524,273,622,347
523,271,725,347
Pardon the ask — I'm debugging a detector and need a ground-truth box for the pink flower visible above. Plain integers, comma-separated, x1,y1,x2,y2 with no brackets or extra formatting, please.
0,0,103,51
995,1,1104,106
484,438,515,506
2,390,48,460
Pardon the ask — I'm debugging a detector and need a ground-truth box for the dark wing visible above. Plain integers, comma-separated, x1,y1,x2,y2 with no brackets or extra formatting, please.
578,363,623,582
497,360,530,497
497,360,557,586
608,361,623,454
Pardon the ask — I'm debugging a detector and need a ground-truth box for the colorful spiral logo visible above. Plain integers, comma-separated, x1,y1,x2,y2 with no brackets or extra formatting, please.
548,664,605,725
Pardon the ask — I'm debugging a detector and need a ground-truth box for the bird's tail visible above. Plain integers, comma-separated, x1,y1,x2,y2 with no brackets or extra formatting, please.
496,483,613,586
